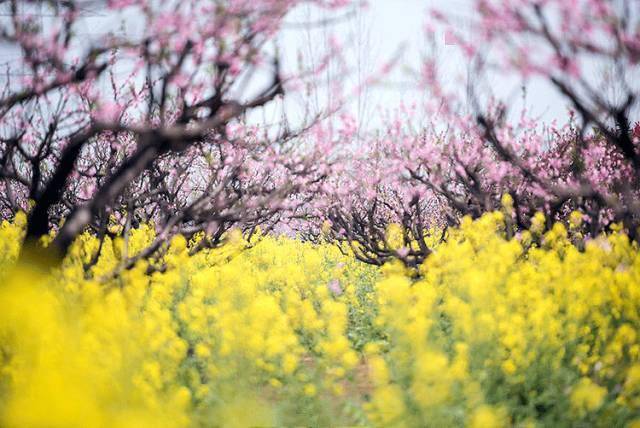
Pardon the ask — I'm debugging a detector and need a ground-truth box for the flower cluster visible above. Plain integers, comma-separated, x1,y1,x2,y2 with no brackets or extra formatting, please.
0,216,378,426
1,211,639,426
366,212,640,426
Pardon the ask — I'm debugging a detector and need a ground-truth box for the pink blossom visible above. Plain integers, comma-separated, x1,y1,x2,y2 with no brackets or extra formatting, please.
327,279,342,296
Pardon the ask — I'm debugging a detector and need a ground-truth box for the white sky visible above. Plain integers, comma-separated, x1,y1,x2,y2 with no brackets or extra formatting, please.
0,0,573,129
331,0,571,126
